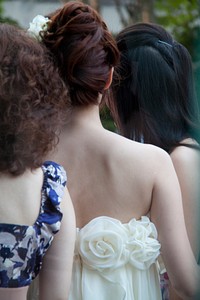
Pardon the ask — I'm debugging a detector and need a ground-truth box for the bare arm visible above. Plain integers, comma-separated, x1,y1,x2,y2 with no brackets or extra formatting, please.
39,187,76,300
171,146,200,259
150,150,200,300
168,146,200,300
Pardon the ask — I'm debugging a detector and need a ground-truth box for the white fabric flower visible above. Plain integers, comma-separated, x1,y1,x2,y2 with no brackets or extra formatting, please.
28,15,50,41
75,216,161,272
77,217,129,272
127,216,161,270
76,216,161,273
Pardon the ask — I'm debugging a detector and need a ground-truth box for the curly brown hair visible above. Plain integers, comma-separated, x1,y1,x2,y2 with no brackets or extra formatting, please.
0,23,68,176
42,1,119,106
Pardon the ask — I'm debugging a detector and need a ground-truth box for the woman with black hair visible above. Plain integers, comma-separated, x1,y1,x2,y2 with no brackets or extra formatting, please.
110,22,200,300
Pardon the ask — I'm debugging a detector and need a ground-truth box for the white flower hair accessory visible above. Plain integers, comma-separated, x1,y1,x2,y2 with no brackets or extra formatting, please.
28,15,51,41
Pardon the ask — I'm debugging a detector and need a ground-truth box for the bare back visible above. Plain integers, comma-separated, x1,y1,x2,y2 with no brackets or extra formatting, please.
0,168,43,226
48,106,200,299
50,110,163,228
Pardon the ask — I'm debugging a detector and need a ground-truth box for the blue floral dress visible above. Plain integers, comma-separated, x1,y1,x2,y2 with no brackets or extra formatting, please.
160,272,170,300
0,161,66,288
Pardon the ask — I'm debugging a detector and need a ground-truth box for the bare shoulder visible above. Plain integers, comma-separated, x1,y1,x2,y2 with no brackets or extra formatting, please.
106,130,172,170
170,139,200,170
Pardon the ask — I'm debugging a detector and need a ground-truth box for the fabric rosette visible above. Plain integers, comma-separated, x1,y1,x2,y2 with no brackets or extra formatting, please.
126,216,161,269
77,217,129,272
28,15,50,41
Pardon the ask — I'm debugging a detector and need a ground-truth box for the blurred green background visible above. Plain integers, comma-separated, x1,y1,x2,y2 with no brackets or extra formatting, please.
0,0,199,131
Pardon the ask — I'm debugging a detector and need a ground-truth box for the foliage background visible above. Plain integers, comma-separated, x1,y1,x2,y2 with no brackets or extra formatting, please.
81,0,200,131
0,0,18,25
109,0,200,131
0,0,199,131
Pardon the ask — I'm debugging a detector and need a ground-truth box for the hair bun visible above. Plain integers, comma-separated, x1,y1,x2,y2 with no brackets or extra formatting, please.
42,1,119,106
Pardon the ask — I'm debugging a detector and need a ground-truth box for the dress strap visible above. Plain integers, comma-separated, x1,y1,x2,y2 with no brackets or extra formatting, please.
36,161,67,233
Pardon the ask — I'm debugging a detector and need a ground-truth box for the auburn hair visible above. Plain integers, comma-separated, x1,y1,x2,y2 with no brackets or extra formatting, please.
42,1,119,106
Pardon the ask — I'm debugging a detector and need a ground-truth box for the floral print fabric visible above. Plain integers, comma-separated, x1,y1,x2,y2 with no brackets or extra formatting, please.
0,161,66,288
160,272,170,300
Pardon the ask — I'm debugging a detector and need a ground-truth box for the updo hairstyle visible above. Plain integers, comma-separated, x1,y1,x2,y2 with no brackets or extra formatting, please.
42,1,119,106
0,23,67,175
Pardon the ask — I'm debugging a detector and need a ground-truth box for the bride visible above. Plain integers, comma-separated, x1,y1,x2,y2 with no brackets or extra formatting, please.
29,1,200,299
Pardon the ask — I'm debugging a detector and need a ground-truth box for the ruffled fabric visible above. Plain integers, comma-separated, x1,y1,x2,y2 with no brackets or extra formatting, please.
0,161,66,288
69,216,162,300
38,161,67,233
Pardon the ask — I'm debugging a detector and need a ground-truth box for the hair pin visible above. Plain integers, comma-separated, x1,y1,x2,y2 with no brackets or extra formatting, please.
158,40,172,47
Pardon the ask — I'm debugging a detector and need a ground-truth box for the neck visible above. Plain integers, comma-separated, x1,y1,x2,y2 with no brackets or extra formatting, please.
64,103,103,130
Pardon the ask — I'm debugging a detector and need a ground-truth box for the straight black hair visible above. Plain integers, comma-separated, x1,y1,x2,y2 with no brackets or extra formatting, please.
109,23,200,153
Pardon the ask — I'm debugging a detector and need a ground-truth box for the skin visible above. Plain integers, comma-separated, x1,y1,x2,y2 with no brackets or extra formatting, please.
169,139,200,300
39,187,76,300
0,167,76,300
48,73,200,299
171,139,200,259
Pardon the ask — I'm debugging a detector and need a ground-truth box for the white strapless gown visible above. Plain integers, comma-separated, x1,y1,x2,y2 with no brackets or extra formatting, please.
69,216,162,300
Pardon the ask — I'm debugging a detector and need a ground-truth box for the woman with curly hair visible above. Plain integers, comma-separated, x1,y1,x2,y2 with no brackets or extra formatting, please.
29,1,200,299
0,23,75,300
